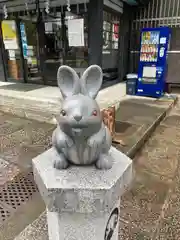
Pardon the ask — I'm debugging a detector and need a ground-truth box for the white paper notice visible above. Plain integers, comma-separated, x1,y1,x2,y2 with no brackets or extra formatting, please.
68,19,84,47
9,50,15,60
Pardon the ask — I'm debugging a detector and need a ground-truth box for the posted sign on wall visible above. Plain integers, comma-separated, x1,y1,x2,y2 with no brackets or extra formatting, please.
20,23,28,59
1,20,18,50
68,18,85,47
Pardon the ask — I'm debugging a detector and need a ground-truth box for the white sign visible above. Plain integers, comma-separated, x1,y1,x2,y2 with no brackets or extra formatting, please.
68,19,84,47
9,50,15,60
45,22,53,33
143,66,157,78
159,47,165,57
4,41,18,50
2,20,18,50
160,37,167,44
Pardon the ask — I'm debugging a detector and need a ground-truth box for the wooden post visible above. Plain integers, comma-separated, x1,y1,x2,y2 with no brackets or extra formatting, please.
102,106,126,146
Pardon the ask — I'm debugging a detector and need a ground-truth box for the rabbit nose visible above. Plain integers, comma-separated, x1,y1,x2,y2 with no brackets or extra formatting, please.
74,114,82,122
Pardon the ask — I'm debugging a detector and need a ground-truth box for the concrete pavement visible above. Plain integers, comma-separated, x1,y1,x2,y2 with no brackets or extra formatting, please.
119,98,180,239
0,112,54,240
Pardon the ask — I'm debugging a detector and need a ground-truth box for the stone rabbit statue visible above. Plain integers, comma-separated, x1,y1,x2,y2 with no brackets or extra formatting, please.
52,65,113,170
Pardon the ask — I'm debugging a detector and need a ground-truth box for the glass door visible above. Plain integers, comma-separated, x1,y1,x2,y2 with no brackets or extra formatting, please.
65,11,88,69
1,20,24,82
43,13,64,85
0,32,6,82
43,9,89,85
21,19,43,83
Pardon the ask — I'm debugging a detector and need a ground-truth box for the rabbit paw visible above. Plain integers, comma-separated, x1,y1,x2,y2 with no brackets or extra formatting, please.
53,154,69,169
95,154,113,170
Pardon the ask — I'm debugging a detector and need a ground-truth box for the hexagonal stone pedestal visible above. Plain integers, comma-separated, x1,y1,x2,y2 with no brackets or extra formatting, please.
32,146,133,240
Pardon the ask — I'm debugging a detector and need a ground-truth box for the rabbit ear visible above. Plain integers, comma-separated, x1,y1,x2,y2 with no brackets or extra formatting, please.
81,65,103,99
57,65,80,98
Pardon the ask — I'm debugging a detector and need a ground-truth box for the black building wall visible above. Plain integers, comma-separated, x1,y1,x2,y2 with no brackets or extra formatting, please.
88,0,103,66
0,0,133,85
118,3,133,80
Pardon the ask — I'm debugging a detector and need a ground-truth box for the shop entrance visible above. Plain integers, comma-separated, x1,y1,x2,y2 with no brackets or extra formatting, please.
43,10,88,85
20,18,43,84
1,20,24,82
43,13,64,85
0,4,89,85
1,19,43,84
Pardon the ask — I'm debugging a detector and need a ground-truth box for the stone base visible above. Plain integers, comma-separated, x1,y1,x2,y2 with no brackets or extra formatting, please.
33,146,133,240
46,204,120,240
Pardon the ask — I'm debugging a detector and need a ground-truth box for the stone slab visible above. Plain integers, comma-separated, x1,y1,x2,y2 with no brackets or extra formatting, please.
116,101,166,123
33,146,133,214
32,146,132,240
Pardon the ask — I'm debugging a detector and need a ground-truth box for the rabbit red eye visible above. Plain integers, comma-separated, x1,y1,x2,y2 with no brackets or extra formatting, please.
92,110,97,116
61,110,66,116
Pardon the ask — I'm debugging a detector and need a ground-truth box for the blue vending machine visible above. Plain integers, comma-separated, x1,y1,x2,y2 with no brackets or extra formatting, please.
136,27,171,98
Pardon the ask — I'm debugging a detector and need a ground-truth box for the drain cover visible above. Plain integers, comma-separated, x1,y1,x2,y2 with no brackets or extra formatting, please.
0,172,38,209
0,204,11,224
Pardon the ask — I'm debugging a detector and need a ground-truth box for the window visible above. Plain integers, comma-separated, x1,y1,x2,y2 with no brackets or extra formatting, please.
1,20,24,81
102,10,120,69
65,11,88,68
43,13,65,84
43,9,88,84
103,11,120,51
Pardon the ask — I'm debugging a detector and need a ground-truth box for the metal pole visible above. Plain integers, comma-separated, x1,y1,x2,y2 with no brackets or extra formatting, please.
36,0,46,84
16,18,28,83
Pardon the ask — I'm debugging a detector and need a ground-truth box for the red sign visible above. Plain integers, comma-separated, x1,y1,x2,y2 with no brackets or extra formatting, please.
113,24,119,39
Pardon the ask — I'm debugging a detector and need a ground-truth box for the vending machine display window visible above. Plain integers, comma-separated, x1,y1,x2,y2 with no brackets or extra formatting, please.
140,31,160,63
142,66,157,84
143,66,156,78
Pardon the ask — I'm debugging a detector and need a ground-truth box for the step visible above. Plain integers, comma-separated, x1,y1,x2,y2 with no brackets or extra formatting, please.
0,82,126,124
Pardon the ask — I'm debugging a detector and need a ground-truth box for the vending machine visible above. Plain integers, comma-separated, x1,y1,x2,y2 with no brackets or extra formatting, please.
136,27,171,98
